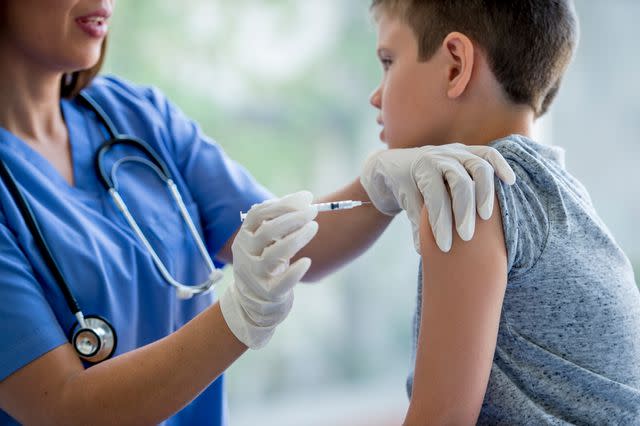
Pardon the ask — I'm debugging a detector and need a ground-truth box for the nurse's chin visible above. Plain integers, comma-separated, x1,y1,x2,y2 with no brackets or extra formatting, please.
64,48,103,72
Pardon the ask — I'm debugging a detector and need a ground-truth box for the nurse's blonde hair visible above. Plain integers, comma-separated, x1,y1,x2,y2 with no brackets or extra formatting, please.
60,38,108,99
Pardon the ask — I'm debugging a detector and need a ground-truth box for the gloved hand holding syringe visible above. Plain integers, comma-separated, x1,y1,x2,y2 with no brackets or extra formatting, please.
240,200,371,222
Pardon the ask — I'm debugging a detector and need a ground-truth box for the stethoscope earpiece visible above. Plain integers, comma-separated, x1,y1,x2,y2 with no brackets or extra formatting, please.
70,315,117,364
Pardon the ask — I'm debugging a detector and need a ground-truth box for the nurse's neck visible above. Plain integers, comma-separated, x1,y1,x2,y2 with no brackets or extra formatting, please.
0,49,68,148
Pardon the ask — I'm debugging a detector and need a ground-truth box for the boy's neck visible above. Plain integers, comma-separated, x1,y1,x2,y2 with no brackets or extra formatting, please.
449,101,535,146
451,101,535,145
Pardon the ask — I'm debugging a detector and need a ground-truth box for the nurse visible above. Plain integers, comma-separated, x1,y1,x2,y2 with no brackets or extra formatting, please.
0,1,515,425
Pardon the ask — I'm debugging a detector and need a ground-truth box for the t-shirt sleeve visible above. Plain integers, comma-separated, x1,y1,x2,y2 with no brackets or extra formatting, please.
95,77,274,261
0,216,67,381
492,142,550,280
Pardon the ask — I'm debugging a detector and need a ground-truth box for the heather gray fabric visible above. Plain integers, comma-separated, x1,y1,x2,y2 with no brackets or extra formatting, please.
407,135,640,424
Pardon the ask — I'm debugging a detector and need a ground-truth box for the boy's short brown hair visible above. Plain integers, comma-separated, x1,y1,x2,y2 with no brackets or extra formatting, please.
371,0,579,117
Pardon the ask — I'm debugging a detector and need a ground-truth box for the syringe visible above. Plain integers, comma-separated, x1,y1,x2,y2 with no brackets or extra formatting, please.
240,200,371,222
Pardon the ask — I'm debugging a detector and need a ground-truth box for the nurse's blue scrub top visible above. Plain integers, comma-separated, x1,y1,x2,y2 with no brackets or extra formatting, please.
0,76,272,425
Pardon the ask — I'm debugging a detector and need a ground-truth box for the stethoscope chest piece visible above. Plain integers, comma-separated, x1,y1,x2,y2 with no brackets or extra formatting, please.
70,315,117,363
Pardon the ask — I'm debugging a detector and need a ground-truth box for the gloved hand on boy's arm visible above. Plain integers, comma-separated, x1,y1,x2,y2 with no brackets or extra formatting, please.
360,143,516,254
220,191,319,349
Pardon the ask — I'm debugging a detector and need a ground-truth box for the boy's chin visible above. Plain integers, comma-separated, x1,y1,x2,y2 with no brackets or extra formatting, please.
383,133,426,149
380,130,415,149
383,136,410,149
383,141,399,149
386,140,426,150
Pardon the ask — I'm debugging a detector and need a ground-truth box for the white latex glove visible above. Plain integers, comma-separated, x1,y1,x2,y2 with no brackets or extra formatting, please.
220,191,319,349
360,143,516,253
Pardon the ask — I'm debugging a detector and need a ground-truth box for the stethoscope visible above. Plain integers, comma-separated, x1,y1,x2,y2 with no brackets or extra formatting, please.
0,93,223,363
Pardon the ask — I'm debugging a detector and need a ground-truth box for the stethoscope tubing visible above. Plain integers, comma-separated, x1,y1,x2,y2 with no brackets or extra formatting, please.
79,93,222,299
0,158,83,318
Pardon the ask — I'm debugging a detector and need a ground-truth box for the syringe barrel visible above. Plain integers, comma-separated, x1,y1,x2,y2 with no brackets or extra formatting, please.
240,200,365,221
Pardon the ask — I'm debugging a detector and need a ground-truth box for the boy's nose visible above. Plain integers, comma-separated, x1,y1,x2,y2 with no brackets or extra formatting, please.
369,86,382,109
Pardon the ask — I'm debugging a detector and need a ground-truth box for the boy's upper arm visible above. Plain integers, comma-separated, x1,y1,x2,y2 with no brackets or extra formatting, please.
406,197,508,424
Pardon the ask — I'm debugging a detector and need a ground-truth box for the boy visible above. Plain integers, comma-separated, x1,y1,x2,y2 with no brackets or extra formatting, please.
365,1,640,423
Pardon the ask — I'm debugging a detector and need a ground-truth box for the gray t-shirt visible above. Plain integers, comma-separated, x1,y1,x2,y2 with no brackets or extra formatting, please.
407,135,640,424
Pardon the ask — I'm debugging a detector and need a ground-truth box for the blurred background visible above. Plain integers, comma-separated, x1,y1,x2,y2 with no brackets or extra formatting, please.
104,1,640,424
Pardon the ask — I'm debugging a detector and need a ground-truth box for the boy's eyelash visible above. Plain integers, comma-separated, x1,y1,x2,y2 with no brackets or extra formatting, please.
380,58,393,70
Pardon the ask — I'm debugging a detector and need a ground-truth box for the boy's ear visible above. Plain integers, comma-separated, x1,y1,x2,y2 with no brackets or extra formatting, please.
442,32,475,99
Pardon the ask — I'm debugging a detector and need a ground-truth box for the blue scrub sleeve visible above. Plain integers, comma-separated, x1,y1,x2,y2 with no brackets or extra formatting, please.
139,84,273,261
0,216,67,381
